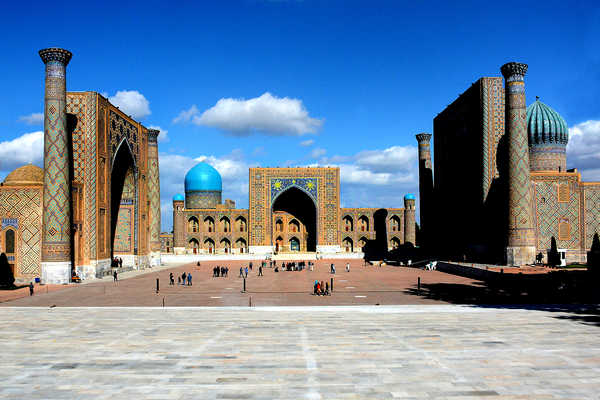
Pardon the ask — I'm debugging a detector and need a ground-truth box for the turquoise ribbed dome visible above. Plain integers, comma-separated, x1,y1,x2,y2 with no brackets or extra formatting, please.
527,98,568,146
173,194,184,201
404,193,416,200
184,162,222,192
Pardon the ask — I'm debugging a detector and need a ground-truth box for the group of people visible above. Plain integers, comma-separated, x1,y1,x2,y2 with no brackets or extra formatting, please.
169,271,192,286
111,257,123,268
313,280,330,296
213,266,229,277
328,262,350,274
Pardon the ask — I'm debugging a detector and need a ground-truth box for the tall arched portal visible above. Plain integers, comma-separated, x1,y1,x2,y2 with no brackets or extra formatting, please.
110,140,136,265
272,187,317,252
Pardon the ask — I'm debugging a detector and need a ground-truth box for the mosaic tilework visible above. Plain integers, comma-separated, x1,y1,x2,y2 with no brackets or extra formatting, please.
114,206,133,253
584,185,600,249
84,93,97,260
147,131,161,251
501,63,536,249
0,188,42,276
41,57,72,262
534,178,580,251
271,178,318,204
481,77,504,201
66,94,86,182
109,110,139,166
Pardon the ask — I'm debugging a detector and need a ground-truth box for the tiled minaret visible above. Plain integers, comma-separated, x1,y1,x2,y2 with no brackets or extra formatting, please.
172,196,185,255
416,133,433,248
403,195,416,246
147,129,162,266
39,48,73,284
500,62,536,266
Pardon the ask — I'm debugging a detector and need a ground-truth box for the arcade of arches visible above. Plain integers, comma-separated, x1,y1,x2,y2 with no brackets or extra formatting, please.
165,167,416,255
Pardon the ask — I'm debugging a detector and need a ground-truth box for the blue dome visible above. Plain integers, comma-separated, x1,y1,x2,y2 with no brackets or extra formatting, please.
404,193,416,200
527,98,568,146
173,194,184,202
184,162,222,192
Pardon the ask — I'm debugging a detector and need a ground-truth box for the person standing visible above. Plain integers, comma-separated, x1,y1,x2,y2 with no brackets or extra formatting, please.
258,265,263,276
239,267,243,277
119,257,123,268
245,266,249,278
187,272,192,286
182,272,186,285
113,270,118,282
29,282,34,296
169,272,174,285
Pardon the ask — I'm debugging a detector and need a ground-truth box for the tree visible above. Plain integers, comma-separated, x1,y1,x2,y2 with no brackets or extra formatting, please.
547,236,560,267
0,253,15,288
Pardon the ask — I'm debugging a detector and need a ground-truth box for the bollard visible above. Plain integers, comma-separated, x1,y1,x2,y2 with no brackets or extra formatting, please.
249,296,252,307
418,277,421,294
156,278,159,293
162,297,165,307
331,278,334,292
243,277,246,293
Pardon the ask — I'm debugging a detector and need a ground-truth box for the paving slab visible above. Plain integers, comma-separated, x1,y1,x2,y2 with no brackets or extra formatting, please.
1,305,599,399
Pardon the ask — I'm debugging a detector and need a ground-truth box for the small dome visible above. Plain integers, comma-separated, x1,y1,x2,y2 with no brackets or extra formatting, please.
3,164,43,186
404,193,416,200
173,194,184,202
184,162,222,192
527,98,568,146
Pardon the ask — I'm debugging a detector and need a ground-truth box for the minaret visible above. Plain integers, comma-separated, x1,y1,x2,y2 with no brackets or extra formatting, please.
147,129,161,266
500,62,536,266
39,48,73,284
416,133,433,248
172,195,185,255
403,194,416,246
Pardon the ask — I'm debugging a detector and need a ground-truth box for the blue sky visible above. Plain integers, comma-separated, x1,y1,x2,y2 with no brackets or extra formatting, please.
1,0,599,231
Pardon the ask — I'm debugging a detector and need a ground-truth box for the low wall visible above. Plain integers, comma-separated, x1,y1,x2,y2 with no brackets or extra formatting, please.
435,262,501,281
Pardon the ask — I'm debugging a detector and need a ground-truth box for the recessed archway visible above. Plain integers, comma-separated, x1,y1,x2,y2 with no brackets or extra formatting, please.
110,140,136,261
272,187,317,252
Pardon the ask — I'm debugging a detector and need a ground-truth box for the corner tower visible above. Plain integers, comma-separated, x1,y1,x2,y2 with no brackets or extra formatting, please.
500,62,536,266
416,133,432,247
39,48,73,284
403,194,416,246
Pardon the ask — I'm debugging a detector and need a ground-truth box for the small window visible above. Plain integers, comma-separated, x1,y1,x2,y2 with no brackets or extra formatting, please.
5,229,15,253
558,219,570,241
558,184,569,203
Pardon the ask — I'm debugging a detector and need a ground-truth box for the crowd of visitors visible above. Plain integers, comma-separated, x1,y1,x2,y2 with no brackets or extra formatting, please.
313,280,330,296
111,257,123,268
213,266,229,277
169,271,192,286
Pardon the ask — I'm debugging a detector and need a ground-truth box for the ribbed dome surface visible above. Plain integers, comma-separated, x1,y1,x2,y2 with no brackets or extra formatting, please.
184,162,222,192
3,164,43,186
527,98,568,146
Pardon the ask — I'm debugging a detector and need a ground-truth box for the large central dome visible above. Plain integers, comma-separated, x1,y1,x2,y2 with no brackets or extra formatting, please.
184,162,222,192
526,98,569,172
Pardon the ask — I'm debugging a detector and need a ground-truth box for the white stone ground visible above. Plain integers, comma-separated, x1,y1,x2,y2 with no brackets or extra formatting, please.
1,305,599,399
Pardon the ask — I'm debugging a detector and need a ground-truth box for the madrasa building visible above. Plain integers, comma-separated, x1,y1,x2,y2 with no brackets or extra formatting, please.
0,48,162,284
162,164,416,256
417,62,600,266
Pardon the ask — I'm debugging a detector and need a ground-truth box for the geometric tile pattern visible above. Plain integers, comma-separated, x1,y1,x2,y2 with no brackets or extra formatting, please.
147,131,161,251
0,188,42,276
584,185,600,249
41,58,72,261
501,63,536,248
534,179,580,250
481,77,504,201
114,206,133,253
84,93,97,260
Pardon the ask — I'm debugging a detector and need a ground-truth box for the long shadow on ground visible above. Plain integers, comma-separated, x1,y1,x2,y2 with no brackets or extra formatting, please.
404,270,600,327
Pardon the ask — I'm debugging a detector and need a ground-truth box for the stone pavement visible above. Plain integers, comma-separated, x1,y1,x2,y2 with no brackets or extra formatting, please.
1,305,599,399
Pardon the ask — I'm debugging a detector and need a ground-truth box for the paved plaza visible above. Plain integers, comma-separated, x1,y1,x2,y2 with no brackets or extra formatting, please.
1,305,599,399
2,260,482,307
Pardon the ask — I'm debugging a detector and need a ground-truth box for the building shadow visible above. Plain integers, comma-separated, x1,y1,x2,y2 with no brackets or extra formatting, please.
403,269,600,326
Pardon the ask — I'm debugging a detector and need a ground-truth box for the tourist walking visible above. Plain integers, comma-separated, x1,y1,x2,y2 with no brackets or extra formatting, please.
169,272,174,285
244,267,249,278
258,266,263,276
113,270,118,282
182,272,187,285
239,267,243,277
187,272,192,286
29,282,34,296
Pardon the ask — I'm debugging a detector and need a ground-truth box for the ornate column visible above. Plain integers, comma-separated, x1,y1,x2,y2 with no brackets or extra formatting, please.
403,195,416,246
39,48,73,284
416,133,433,248
500,62,536,266
147,129,162,265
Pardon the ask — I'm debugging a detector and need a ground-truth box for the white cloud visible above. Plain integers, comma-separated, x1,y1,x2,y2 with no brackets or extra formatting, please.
172,105,200,124
0,131,43,177
148,125,169,143
310,147,326,159
300,139,314,147
18,112,43,125
567,120,600,181
158,150,252,231
174,92,323,136
108,90,151,120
